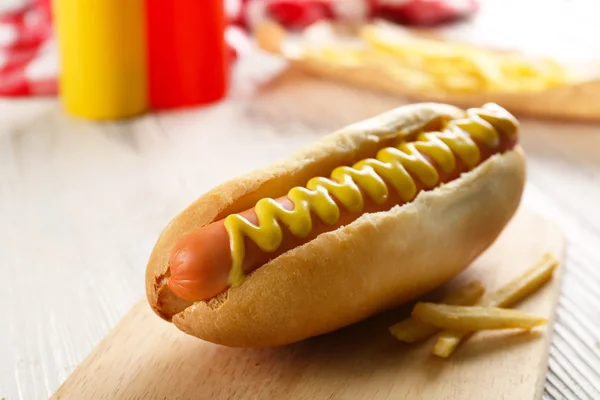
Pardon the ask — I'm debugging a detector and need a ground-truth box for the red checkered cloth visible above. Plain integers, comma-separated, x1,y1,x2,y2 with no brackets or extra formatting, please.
0,0,57,96
0,0,478,97
231,0,479,30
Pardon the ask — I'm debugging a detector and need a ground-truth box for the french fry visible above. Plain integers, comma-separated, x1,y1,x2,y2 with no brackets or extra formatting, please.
432,253,559,357
434,332,466,358
481,253,559,308
358,25,569,94
389,281,485,343
255,21,288,55
412,303,547,331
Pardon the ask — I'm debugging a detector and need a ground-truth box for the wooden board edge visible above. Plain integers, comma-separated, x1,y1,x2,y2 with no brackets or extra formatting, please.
51,209,567,399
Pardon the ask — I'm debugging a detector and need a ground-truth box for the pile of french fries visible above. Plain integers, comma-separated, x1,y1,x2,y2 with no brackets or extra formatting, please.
390,253,559,357
356,26,570,94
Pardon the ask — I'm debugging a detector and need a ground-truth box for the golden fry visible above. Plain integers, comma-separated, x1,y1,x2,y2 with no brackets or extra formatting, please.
433,332,469,358
482,253,559,308
432,253,559,357
255,21,288,55
357,25,569,94
412,303,547,331
389,281,485,343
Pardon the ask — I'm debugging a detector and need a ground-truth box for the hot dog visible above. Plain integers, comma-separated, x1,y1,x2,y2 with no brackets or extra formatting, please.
146,102,526,347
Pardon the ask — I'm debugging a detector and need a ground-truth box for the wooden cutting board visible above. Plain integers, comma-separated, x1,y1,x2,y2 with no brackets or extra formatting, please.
52,207,564,400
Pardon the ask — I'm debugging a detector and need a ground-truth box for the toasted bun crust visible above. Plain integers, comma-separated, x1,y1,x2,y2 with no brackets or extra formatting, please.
145,103,525,347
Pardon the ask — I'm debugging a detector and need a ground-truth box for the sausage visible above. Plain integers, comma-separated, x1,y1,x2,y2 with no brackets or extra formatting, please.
145,103,526,347
168,132,517,302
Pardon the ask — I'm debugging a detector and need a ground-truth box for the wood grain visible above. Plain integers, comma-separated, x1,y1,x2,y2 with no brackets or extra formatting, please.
51,207,564,400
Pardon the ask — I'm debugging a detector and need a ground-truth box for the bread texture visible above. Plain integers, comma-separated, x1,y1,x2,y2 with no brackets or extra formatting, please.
145,103,525,347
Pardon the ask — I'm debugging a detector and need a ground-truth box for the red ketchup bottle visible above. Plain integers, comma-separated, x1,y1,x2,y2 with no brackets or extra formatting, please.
146,0,229,109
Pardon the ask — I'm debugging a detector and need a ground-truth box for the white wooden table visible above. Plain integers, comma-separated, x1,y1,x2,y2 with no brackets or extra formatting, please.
2,1,600,399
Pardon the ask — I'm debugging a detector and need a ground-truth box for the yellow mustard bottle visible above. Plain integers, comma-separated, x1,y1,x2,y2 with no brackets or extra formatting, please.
53,0,147,120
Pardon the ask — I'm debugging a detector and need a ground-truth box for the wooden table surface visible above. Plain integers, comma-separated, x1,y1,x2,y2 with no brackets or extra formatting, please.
2,1,600,399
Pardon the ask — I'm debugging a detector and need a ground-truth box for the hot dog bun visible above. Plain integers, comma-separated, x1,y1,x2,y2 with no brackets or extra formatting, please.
146,103,525,347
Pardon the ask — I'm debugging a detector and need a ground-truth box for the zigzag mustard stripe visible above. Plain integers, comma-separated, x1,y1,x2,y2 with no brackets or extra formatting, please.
225,103,518,286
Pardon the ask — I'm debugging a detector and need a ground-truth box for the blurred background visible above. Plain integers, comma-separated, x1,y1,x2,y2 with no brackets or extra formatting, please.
1,0,599,399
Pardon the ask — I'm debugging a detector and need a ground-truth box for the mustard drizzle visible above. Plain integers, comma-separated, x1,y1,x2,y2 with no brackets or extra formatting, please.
224,104,518,286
